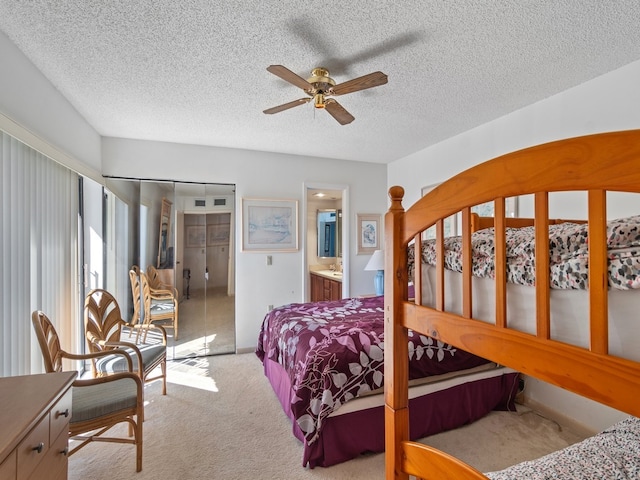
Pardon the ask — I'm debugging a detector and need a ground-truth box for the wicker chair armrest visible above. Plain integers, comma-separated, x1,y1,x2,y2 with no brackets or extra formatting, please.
73,371,144,397
61,348,134,372
157,281,177,293
128,323,168,344
149,288,174,299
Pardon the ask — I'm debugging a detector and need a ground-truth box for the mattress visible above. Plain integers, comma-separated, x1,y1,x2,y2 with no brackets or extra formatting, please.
421,267,640,361
330,362,517,416
485,416,640,479
262,356,519,467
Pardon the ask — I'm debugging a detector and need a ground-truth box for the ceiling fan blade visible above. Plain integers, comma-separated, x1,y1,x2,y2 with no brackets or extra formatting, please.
331,71,388,96
324,100,355,125
263,98,311,115
266,65,313,91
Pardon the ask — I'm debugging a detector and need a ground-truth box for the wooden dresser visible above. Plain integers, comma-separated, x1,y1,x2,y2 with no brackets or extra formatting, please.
0,371,76,480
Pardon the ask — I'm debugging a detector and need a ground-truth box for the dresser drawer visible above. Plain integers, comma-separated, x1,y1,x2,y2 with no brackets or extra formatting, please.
49,389,72,444
29,428,68,480
0,450,17,480
0,373,75,480
16,415,49,480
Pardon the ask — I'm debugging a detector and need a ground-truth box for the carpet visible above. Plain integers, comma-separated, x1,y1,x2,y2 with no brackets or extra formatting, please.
68,353,585,480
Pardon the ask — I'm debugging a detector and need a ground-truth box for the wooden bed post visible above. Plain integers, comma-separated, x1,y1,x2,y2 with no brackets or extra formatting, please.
384,186,410,480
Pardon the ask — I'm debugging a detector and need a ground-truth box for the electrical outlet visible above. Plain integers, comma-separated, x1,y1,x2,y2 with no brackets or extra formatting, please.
268,304,274,311
266,255,272,266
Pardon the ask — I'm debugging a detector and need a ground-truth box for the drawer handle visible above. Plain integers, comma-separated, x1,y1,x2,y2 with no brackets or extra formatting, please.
33,442,45,454
61,447,69,456
57,408,70,418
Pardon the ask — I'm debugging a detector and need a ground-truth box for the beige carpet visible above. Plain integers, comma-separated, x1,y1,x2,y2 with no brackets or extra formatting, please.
68,353,585,480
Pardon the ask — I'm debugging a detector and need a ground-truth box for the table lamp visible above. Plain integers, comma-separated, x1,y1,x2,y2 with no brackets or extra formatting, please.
364,249,385,296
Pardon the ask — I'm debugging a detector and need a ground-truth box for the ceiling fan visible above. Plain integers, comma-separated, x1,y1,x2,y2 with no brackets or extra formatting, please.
263,65,388,125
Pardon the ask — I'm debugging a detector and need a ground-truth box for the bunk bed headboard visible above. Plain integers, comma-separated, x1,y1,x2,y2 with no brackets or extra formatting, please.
469,212,587,232
383,129,640,479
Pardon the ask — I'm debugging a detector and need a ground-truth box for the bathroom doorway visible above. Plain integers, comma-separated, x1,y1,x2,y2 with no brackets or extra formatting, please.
305,183,350,300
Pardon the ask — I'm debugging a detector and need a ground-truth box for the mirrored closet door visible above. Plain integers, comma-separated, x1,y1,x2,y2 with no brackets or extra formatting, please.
174,183,235,358
104,178,236,360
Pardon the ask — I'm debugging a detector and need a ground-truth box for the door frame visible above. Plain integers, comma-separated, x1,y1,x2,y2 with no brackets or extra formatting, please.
302,182,350,301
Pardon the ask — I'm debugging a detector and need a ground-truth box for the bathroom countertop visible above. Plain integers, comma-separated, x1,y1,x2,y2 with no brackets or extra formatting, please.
311,269,343,281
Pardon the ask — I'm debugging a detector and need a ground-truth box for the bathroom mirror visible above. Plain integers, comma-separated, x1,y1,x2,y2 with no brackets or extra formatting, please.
317,209,342,258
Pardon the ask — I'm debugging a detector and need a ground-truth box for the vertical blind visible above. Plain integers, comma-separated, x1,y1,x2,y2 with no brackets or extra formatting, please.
1,131,79,376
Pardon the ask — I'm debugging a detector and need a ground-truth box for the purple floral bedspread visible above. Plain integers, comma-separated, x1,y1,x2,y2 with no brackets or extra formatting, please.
255,295,490,445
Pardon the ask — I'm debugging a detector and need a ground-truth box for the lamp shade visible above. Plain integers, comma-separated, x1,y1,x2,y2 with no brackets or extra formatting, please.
364,249,384,271
365,250,385,296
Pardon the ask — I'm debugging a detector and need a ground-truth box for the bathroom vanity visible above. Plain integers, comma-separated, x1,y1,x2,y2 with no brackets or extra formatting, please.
310,270,342,302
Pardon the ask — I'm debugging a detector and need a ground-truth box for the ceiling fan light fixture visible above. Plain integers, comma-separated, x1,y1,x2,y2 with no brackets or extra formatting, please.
314,93,326,109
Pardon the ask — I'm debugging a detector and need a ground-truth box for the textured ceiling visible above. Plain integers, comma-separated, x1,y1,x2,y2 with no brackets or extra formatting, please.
1,1,640,164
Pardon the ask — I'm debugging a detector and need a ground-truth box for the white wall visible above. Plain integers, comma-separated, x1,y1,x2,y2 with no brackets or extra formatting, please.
102,137,387,350
388,59,640,433
389,59,640,209
0,30,102,179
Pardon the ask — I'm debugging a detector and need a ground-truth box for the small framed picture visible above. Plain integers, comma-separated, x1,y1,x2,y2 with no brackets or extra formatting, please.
357,213,381,255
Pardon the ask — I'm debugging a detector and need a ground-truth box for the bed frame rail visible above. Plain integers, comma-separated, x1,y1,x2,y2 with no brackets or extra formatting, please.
383,130,640,479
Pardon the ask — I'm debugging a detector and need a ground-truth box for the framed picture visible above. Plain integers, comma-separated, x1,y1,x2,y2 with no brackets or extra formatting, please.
207,224,229,246
186,225,206,248
357,213,381,254
242,198,298,252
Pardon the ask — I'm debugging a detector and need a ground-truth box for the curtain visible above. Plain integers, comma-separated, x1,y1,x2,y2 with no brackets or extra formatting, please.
105,191,131,316
0,131,79,376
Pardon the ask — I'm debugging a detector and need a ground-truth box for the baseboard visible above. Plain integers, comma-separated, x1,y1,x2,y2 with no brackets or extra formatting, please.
236,346,255,354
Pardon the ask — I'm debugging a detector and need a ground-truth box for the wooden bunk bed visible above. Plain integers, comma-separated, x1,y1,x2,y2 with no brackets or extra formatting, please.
384,129,640,479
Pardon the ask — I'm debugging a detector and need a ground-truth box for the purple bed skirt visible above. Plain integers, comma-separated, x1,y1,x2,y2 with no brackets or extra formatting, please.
263,357,519,468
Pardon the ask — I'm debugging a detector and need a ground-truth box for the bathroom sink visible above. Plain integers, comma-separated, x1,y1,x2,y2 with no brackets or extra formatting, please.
316,270,343,279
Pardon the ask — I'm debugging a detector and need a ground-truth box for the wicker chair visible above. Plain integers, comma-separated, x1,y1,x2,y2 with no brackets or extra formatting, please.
84,288,167,395
146,265,179,302
129,265,143,327
145,265,179,339
31,311,144,472
139,269,179,340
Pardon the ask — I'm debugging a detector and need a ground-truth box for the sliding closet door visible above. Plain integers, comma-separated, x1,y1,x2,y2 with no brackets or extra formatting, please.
175,198,207,358
203,182,235,355
101,178,235,360
172,182,235,359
